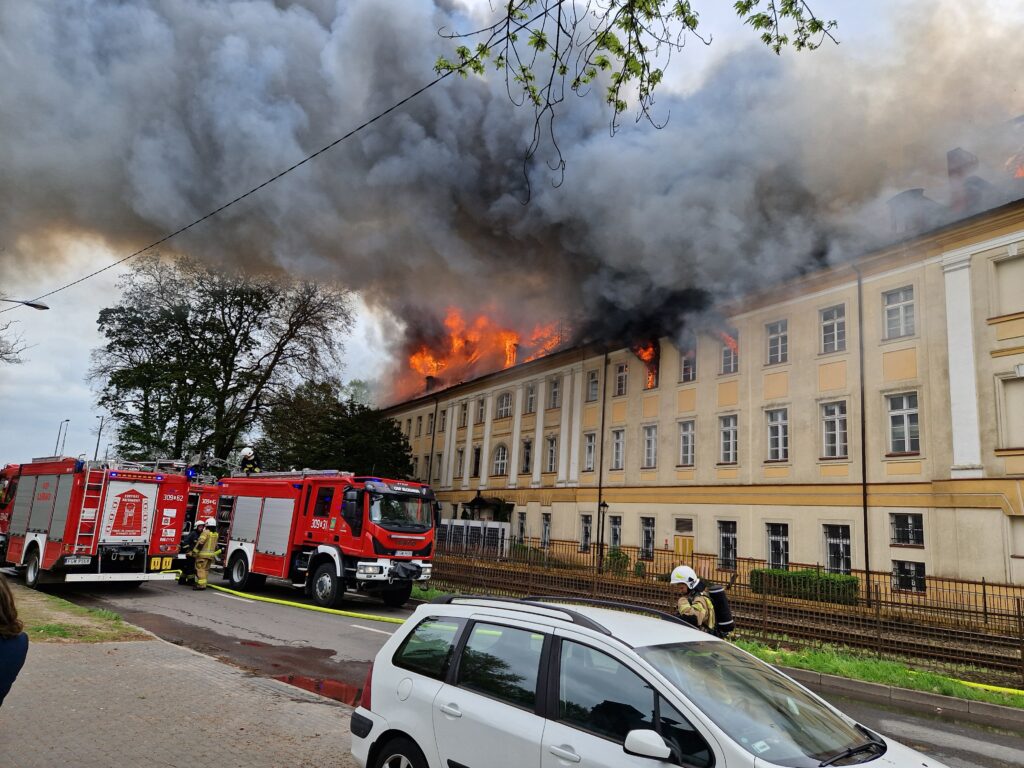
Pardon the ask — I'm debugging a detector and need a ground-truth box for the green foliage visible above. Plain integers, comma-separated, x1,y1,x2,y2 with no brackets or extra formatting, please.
750,568,859,605
605,546,630,575
633,560,647,578
91,255,352,461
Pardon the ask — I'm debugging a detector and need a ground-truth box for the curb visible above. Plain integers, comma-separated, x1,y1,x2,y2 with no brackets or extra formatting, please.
780,666,1024,730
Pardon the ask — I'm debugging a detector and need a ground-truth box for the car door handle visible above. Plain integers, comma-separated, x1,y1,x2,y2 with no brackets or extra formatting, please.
548,745,581,763
439,702,463,718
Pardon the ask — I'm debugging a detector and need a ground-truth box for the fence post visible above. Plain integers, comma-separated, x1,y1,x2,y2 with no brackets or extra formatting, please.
760,577,769,643
1017,598,1024,687
874,583,883,659
982,577,988,626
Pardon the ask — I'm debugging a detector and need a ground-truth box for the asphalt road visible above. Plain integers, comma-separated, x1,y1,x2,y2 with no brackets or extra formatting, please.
38,574,1024,767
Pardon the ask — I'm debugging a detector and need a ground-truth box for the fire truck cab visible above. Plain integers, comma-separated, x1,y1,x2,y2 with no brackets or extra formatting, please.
215,470,436,608
1,456,188,586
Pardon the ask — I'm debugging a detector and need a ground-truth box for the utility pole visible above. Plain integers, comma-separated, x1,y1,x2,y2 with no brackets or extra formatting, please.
93,415,106,461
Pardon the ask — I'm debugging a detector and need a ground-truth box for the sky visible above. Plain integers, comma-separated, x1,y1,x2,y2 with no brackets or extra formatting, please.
0,0,1018,461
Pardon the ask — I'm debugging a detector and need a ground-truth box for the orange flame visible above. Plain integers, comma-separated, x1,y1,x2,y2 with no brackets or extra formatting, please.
1007,148,1024,179
717,330,739,353
631,340,660,390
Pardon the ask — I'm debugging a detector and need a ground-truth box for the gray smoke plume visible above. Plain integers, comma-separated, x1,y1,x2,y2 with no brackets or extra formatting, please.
1,1,1022,399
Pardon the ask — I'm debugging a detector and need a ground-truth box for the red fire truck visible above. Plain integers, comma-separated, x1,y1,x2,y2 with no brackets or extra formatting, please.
213,470,436,608
0,456,188,586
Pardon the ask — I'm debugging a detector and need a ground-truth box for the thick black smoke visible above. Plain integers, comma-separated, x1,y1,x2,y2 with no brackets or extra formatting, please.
1,1,1022,395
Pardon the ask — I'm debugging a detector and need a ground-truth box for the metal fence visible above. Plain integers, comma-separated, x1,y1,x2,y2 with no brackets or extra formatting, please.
432,536,1024,687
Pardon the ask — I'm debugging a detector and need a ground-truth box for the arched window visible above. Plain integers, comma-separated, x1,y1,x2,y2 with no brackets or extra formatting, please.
496,391,513,419
492,444,509,476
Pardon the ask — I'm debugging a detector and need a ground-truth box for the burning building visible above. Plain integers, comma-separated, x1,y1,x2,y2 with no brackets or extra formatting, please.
384,196,1024,586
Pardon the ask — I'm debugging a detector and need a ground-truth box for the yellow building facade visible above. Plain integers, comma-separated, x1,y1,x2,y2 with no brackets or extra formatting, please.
386,201,1024,585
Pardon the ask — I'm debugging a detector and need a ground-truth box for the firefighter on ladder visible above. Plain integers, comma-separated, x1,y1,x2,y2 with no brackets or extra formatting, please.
190,517,221,591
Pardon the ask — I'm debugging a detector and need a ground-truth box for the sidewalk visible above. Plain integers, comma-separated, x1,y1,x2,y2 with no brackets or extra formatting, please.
0,639,358,767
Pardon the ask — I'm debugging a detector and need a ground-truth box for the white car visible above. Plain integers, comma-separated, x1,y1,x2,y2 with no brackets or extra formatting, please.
350,596,949,768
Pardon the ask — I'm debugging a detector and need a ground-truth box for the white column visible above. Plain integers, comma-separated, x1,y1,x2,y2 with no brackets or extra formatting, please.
461,401,472,490
942,250,984,478
508,384,525,488
556,370,573,486
479,392,495,490
442,403,457,488
568,365,584,486
532,378,547,488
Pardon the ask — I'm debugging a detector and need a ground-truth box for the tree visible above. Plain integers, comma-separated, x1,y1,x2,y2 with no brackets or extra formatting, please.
0,318,23,365
257,380,413,479
436,1,837,165
89,255,352,460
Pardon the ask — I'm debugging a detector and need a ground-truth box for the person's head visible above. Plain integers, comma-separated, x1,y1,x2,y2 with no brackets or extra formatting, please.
0,574,24,639
204,517,217,528
670,565,700,594
195,519,205,530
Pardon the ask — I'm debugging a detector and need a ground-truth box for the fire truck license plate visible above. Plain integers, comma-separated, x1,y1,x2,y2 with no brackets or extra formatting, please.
65,556,91,566
396,550,413,557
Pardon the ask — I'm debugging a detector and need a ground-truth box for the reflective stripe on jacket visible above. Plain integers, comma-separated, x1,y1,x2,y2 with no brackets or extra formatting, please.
192,529,219,559
678,593,716,631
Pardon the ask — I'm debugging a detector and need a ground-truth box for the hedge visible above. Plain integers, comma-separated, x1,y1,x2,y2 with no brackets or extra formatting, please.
749,568,859,605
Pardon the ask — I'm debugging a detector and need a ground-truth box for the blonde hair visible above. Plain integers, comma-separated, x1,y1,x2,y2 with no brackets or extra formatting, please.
0,574,24,638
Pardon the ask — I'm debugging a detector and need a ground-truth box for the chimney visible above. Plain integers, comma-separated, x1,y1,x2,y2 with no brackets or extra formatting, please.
886,188,943,234
424,375,438,393
947,147,979,214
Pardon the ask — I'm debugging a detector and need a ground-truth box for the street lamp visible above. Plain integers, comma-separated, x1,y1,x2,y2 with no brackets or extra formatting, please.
54,419,70,456
597,500,610,573
1,298,49,310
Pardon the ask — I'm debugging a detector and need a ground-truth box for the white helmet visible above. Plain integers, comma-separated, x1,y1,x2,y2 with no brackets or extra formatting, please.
670,565,700,589
204,517,217,527
240,447,255,459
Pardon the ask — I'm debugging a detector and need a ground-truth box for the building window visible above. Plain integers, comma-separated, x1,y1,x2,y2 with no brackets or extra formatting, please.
718,521,737,570
434,453,442,482
766,320,788,365
586,370,599,402
547,377,561,409
476,398,486,424
719,415,738,464
517,511,526,542
640,517,656,560
821,305,846,353
822,401,848,458
995,254,1024,315
422,455,430,481
426,412,434,435
525,383,536,414
767,523,789,570
459,403,468,428
884,286,915,339
545,436,558,473
412,456,418,478
614,363,628,397
405,418,412,436
496,392,513,419
610,516,622,548
721,334,739,375
541,513,551,548
1000,377,1024,449
415,416,423,437
439,410,447,433
471,445,481,477
583,433,596,472
679,333,697,382
824,524,852,574
580,514,592,552
766,408,789,461
887,392,920,454
491,444,508,476
892,560,926,593
456,448,465,477
678,420,695,467
611,429,625,470
890,513,924,546
521,439,533,474
641,425,658,469
675,517,694,535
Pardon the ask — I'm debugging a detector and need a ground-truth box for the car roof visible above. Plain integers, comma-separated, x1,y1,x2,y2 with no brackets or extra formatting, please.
425,596,719,650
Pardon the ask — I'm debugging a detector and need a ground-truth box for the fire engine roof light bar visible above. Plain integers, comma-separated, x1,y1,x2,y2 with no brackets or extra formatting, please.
1,298,49,310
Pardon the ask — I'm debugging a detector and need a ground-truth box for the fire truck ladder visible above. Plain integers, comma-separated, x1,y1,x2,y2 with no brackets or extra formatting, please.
73,467,109,553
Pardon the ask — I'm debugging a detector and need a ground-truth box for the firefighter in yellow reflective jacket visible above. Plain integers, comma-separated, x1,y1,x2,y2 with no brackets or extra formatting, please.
190,517,222,591
671,565,716,633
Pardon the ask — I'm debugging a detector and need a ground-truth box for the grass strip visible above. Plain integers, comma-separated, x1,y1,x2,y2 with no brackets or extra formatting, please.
736,639,1024,710
13,585,150,643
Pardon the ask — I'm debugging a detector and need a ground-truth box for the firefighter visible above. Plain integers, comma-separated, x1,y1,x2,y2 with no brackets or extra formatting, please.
190,516,221,591
239,446,262,475
671,565,717,634
177,518,205,586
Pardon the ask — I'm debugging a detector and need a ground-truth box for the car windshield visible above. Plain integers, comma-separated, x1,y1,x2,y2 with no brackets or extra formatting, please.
637,641,883,767
369,493,432,530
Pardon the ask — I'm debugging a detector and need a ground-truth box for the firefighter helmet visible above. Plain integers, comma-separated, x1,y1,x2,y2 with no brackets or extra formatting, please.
204,517,217,527
670,565,700,589
195,519,206,527
239,447,255,459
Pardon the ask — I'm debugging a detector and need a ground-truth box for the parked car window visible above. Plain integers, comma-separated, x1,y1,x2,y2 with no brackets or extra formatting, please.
392,617,465,681
456,622,544,710
558,641,652,740
638,641,878,767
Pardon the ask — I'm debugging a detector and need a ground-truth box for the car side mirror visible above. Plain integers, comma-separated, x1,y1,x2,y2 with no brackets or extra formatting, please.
623,730,672,761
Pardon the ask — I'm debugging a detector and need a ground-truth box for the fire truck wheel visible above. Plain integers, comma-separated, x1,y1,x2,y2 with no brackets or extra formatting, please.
24,547,41,588
371,736,428,768
311,562,345,608
381,583,413,608
228,554,252,590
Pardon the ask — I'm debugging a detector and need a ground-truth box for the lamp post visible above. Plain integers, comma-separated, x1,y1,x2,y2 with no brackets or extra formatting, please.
54,419,70,455
0,298,49,311
93,415,106,462
597,499,610,573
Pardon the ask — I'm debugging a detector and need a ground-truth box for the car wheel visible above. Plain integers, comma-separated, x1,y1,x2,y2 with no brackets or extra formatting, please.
228,554,253,590
372,737,428,768
381,582,413,608
311,562,344,608
24,548,41,588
